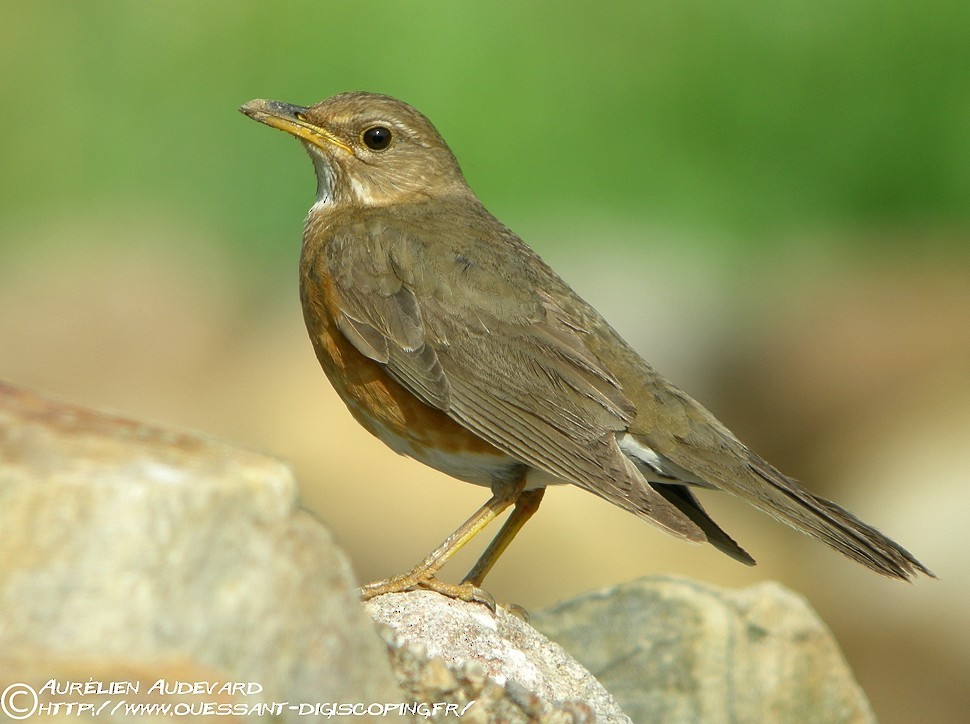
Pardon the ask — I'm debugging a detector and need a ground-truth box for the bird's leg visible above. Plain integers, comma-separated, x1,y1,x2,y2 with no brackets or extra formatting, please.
462,489,545,587
360,478,525,608
457,488,546,621
461,488,545,588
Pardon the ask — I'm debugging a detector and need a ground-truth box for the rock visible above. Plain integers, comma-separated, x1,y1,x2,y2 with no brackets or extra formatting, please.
366,590,630,722
0,382,875,723
0,382,399,721
531,575,876,724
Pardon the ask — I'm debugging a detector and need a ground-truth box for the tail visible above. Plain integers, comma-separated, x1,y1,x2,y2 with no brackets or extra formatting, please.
653,482,756,566
747,458,934,581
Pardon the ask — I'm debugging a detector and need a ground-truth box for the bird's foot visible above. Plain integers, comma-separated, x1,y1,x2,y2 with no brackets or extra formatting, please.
361,573,496,612
418,577,497,612
500,602,530,622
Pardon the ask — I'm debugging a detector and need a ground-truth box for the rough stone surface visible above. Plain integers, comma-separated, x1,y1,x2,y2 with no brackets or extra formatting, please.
0,382,399,721
531,575,876,724
366,591,631,722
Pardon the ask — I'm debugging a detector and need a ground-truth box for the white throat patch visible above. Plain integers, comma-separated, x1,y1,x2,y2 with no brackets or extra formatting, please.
306,144,335,210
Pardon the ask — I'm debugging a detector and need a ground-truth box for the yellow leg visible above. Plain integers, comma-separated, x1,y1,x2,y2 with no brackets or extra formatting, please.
462,488,545,587
360,479,525,607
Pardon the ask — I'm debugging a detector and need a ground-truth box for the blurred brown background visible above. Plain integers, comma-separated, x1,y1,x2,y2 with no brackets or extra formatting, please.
1,2,968,722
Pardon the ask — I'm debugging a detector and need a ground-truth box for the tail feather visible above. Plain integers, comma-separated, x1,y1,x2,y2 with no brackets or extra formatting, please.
747,460,934,581
654,483,756,566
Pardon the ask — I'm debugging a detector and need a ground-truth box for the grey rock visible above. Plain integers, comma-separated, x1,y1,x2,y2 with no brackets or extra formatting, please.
0,382,874,723
367,591,631,722
0,382,399,722
531,575,875,724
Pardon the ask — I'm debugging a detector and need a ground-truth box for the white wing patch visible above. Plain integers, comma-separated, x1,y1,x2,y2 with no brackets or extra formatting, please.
618,433,665,472
618,433,708,487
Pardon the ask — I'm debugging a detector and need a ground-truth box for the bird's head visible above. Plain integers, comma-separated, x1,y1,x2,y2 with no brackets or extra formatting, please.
241,91,471,209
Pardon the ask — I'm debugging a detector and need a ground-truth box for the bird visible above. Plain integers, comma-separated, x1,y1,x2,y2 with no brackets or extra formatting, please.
240,91,932,604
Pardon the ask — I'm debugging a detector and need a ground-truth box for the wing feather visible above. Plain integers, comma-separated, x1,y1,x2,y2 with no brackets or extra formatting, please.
322,218,705,541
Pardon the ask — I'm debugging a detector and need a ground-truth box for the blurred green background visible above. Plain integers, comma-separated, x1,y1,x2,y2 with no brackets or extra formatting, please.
4,1,968,258
2,2,968,722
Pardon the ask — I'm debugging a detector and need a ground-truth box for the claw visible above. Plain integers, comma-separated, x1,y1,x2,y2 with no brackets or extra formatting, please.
500,602,530,622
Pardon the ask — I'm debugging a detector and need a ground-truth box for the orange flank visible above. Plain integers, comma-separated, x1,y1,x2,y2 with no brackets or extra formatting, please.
302,256,505,461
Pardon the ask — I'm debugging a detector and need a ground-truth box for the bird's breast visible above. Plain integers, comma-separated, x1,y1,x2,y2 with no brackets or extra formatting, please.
299,234,520,487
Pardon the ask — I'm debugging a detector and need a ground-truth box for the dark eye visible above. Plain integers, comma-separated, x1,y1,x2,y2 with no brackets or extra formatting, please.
361,126,393,151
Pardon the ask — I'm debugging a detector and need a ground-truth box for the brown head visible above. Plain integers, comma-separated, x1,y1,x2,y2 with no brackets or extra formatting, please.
240,92,471,208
